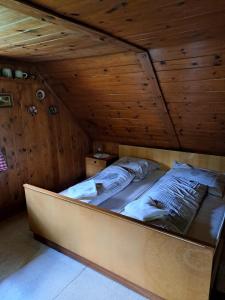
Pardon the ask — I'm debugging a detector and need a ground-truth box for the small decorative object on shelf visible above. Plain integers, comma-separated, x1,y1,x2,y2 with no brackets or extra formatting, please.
0,68,36,80
0,93,13,108
48,105,58,115
27,105,38,116
1,68,13,78
14,70,28,79
36,89,46,101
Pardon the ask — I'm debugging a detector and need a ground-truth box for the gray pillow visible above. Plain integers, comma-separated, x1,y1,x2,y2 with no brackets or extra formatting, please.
141,173,207,233
170,161,225,197
113,156,160,181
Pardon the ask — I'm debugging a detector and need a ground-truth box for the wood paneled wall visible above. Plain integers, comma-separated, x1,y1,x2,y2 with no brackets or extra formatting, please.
40,51,179,150
0,62,90,219
150,40,225,155
25,0,224,155
0,1,224,156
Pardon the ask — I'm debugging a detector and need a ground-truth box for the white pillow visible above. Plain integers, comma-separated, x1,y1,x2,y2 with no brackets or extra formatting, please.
171,161,225,197
114,156,160,181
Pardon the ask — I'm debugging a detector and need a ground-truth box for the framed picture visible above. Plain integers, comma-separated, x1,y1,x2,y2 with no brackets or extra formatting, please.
0,94,13,108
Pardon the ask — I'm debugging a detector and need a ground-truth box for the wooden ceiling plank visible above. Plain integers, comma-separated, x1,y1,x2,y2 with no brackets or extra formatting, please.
0,0,142,53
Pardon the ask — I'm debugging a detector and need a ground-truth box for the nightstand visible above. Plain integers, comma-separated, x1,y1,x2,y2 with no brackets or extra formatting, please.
85,154,118,178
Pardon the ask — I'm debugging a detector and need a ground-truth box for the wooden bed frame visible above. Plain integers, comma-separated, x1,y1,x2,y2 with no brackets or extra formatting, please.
24,145,225,300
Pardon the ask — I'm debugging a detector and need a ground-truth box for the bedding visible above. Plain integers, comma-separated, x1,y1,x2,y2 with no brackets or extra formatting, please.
99,170,166,212
113,156,160,181
59,179,97,201
123,173,207,234
187,193,225,245
60,165,135,204
171,161,225,197
122,197,168,221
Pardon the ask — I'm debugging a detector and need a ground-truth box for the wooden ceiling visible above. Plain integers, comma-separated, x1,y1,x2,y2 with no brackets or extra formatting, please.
0,2,137,61
0,0,224,155
29,0,225,48
39,52,179,149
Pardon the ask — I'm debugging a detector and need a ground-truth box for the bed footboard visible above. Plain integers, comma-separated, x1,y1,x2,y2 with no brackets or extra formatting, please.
24,184,215,300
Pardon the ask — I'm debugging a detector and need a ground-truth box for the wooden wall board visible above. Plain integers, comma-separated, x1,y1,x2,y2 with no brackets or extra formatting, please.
119,144,225,172
151,39,225,155
0,62,90,220
0,1,224,155
39,51,180,150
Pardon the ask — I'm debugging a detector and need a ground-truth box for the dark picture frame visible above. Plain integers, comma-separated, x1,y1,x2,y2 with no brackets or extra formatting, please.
0,93,13,108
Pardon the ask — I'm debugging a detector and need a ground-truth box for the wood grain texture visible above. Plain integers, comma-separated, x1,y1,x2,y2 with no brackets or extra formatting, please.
151,39,225,155
119,145,225,172
0,2,139,61
0,1,224,155
39,51,179,150
29,0,225,49
0,61,90,220
24,183,215,300
85,157,107,178
93,141,119,156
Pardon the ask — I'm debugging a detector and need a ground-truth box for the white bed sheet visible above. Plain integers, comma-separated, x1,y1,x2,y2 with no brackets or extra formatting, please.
98,170,166,213
101,173,225,245
187,193,225,245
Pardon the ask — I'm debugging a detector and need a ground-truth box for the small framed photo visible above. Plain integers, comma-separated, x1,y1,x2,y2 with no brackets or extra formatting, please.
0,94,13,108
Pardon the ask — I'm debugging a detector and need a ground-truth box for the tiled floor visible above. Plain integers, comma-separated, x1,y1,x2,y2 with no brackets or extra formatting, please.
0,213,147,300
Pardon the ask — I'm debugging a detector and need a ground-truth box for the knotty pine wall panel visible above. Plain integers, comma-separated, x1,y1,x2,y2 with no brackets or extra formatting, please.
150,40,225,155
40,51,178,150
0,66,90,219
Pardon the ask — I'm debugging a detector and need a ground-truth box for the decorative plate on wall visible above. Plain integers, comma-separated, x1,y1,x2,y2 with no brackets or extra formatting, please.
0,94,13,108
27,105,38,116
36,89,46,101
48,105,58,115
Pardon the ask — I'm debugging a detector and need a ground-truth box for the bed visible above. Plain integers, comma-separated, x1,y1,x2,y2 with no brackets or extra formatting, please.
24,145,225,300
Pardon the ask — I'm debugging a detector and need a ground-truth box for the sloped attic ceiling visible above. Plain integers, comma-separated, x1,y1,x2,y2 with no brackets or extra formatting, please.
0,0,224,155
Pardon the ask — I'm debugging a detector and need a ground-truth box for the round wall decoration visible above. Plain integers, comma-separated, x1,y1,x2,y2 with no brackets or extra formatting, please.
28,105,38,116
48,105,58,115
36,89,46,101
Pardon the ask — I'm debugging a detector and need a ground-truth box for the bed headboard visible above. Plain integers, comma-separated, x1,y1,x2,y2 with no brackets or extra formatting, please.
119,145,225,172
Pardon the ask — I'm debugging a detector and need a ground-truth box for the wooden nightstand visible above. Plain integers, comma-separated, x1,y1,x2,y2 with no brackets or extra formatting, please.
85,154,118,178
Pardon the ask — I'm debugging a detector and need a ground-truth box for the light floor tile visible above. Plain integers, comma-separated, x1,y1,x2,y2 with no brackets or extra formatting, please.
0,213,148,300
55,267,147,300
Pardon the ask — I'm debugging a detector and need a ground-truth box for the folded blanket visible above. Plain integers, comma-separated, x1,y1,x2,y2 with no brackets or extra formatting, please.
60,179,97,202
60,165,135,205
122,196,168,221
90,165,135,206
132,174,207,234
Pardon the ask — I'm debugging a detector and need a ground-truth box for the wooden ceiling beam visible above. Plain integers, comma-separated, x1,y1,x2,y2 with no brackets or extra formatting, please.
136,52,181,149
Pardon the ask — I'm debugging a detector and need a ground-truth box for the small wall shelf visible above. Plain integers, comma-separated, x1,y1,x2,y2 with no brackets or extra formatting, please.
0,77,35,83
